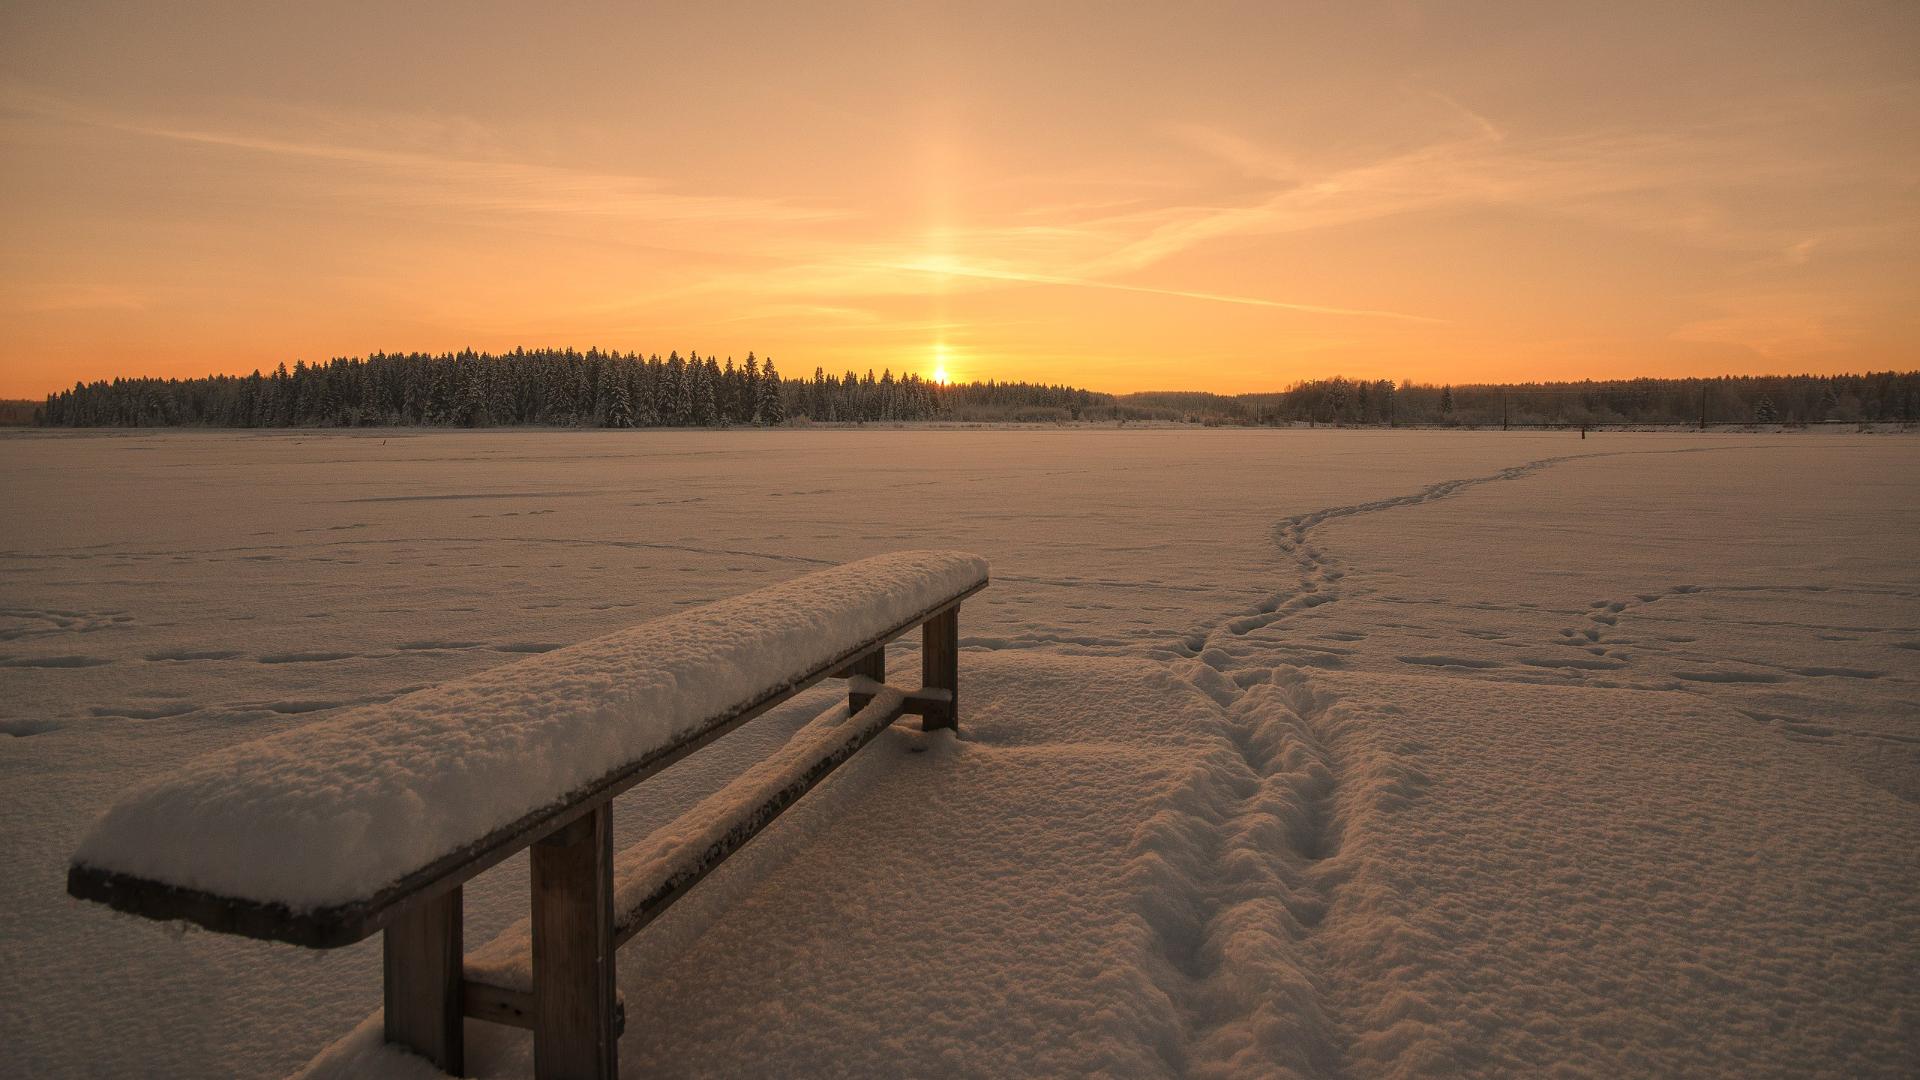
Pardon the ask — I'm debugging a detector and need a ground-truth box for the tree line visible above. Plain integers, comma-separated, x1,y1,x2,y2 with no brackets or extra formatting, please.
27,350,1918,428
1119,372,1918,427
33,348,1095,428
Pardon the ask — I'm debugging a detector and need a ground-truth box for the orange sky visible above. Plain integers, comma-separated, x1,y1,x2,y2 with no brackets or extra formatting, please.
2,2,1917,398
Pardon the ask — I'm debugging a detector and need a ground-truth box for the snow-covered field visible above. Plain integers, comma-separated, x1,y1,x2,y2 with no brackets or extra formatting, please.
2,428,1915,1078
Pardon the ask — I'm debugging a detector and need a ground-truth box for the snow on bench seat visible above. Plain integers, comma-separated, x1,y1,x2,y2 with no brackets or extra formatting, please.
69,551,988,928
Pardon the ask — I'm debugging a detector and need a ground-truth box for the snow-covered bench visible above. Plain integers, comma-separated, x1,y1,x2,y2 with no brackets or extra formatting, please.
66,551,989,1079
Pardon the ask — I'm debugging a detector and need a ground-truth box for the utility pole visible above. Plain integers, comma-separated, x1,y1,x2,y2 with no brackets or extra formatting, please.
1502,390,1510,431
1699,384,1708,431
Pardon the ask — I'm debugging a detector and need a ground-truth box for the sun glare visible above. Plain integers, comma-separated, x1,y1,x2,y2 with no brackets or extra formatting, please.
934,366,950,385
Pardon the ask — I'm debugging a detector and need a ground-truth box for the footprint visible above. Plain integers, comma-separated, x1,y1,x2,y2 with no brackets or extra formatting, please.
1396,654,1505,669
88,704,198,720
1520,655,1629,670
256,651,359,664
0,655,113,668
1672,669,1785,684
145,648,243,662
261,699,346,714
492,642,564,654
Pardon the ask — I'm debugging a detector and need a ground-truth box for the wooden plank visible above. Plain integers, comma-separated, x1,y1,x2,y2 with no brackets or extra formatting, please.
383,886,464,1075
920,606,960,731
532,804,617,1080
845,649,885,714
462,980,533,1030
462,982,624,1038
895,687,951,717
66,580,987,949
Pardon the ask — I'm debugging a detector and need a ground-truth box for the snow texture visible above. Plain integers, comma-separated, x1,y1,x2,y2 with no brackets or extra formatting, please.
69,551,984,909
3,428,1915,1078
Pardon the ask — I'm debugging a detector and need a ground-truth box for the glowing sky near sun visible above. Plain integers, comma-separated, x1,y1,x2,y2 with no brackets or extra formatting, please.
2,2,1916,397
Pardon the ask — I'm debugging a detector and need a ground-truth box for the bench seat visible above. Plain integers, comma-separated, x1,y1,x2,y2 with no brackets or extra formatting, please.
68,551,986,945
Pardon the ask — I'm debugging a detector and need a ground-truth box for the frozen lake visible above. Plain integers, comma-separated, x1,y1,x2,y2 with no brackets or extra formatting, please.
3,428,1916,1077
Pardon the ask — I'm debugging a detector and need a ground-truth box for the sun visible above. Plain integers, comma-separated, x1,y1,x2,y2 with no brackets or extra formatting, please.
933,365,950,385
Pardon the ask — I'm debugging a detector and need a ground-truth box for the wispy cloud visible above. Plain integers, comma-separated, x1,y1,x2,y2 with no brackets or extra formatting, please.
7,57,1912,390
719,303,882,324
1100,89,1905,280
877,257,1446,322
2,87,843,226
0,85,1468,323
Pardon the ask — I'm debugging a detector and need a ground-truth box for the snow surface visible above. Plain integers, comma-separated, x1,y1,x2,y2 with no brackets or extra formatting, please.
68,550,982,909
2,428,1916,1078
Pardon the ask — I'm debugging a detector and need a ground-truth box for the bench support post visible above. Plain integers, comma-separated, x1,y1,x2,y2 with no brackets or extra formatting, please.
846,648,884,714
921,606,960,731
532,804,617,1080
383,885,464,1075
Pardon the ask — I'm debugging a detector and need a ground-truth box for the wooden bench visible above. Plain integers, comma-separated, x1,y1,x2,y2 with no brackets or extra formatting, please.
67,551,988,1079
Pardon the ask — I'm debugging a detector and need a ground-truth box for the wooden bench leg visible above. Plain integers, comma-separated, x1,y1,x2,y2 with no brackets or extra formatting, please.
921,606,960,732
532,804,617,1080
384,886,464,1075
846,648,885,714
